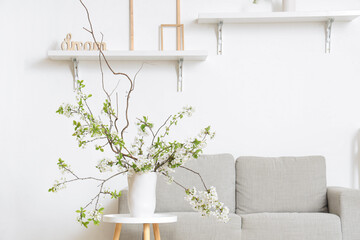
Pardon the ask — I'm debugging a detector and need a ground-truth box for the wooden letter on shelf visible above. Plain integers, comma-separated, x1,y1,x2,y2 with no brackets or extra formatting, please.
60,33,107,51
61,33,72,50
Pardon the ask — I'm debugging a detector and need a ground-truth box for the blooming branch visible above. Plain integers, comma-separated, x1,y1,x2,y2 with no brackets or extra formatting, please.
185,187,230,223
49,0,230,227
48,158,127,227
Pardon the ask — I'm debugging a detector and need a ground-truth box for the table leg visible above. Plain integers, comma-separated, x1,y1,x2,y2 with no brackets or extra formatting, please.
143,223,150,240
113,223,122,240
153,223,161,240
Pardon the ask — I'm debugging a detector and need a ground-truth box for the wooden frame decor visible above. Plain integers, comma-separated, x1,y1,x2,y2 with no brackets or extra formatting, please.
160,24,184,51
160,0,184,51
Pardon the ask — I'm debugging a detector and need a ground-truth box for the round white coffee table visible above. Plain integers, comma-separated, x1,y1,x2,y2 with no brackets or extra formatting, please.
103,214,177,240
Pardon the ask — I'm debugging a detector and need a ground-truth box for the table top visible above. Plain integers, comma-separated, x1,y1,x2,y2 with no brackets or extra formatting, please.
102,213,177,224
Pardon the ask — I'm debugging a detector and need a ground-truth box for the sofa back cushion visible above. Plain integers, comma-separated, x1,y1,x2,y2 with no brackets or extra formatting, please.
236,156,328,214
156,153,236,213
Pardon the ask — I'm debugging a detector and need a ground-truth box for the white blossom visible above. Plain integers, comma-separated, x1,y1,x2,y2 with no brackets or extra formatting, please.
136,155,155,173
160,169,175,184
184,186,230,223
96,158,113,173
58,164,70,175
63,104,75,117
117,164,127,173
88,210,102,222
183,106,195,117
127,168,136,177
138,128,149,137
52,177,67,192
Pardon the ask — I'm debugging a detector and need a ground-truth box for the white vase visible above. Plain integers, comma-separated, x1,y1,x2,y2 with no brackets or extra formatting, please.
127,172,157,217
282,0,296,11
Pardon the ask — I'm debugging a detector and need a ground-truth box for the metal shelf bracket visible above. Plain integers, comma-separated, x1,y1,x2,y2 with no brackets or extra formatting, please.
325,18,334,53
217,21,223,55
72,58,79,90
177,58,184,92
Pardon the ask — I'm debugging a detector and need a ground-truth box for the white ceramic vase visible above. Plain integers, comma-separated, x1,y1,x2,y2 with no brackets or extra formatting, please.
282,0,296,11
127,172,157,217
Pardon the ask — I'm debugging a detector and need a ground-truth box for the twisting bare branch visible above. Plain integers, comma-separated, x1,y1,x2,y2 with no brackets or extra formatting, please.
136,117,156,138
180,166,208,191
61,165,103,181
152,115,172,145
83,182,105,210
79,0,135,139
161,172,187,190
154,152,175,172
55,169,129,211
114,93,119,132
132,63,145,91
98,32,111,101
110,80,121,97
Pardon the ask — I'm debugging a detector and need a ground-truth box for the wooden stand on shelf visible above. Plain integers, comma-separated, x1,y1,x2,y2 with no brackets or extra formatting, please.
160,24,184,51
176,0,181,50
129,0,134,50
160,0,184,51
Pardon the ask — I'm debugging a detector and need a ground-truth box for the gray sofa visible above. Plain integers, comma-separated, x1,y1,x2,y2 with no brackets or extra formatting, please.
117,154,360,240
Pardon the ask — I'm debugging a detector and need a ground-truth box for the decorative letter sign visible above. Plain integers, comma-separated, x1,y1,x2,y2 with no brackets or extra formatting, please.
61,33,107,51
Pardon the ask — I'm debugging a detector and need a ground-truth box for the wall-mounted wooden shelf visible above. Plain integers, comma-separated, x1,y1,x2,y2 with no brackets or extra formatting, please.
198,10,360,54
48,50,208,92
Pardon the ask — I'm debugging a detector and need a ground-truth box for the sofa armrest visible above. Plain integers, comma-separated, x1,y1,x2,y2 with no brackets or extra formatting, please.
327,187,360,240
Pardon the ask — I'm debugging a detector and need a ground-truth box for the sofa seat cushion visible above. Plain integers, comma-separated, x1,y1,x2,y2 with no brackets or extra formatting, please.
241,213,342,240
236,156,328,214
118,212,241,240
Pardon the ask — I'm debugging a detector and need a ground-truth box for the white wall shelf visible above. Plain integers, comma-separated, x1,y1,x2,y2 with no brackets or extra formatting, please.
48,50,208,61
48,50,208,92
198,10,360,54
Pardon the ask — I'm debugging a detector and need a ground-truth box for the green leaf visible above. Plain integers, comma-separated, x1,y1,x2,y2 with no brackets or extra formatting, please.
82,221,89,228
56,106,64,114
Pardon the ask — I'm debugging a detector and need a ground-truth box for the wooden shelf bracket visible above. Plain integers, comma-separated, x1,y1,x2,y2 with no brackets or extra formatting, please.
72,58,79,90
325,18,334,53
217,21,223,55
177,58,184,92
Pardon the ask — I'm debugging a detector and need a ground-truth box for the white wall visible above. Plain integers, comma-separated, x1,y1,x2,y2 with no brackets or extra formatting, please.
1,0,360,239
